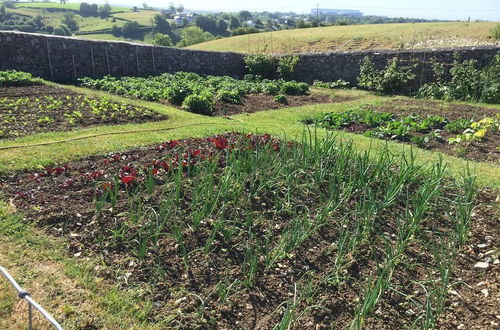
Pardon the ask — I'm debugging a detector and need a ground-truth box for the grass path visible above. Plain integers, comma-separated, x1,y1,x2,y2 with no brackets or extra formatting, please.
0,83,499,328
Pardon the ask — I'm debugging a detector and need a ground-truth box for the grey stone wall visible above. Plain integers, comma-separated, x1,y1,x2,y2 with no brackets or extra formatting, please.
292,46,500,91
0,31,498,90
0,31,246,82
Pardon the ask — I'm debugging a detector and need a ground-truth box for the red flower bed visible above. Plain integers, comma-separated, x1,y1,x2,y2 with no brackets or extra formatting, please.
3,133,285,207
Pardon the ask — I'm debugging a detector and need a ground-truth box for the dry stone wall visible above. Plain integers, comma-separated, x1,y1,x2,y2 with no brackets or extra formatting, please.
0,31,498,89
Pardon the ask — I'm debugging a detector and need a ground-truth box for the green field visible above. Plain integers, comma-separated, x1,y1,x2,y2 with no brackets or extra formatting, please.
17,2,128,12
5,3,159,42
188,21,500,53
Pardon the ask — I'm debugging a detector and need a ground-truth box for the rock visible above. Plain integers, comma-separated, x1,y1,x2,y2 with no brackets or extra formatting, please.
494,259,499,265
477,243,488,249
485,250,496,256
485,235,494,241
474,261,490,270
481,289,489,298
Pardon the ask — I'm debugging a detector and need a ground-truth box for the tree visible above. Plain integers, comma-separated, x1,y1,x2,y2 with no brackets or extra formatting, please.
0,4,5,20
152,14,171,35
216,18,227,34
121,21,141,38
62,12,78,31
79,2,91,16
54,24,71,35
143,3,148,9
229,16,240,29
132,6,138,12
239,10,252,22
59,0,66,4
111,24,121,37
98,3,111,18
178,26,213,47
195,15,217,34
90,3,98,16
33,15,44,30
153,33,172,46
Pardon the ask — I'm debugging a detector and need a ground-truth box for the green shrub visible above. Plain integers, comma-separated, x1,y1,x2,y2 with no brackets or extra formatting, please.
0,70,43,87
280,81,309,95
358,56,416,94
216,89,242,104
244,54,277,79
182,91,214,115
163,84,191,105
277,55,299,80
445,118,473,133
313,80,350,89
416,54,500,104
273,94,288,104
261,81,280,95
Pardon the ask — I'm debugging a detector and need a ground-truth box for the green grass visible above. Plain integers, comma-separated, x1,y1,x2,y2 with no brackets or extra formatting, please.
16,2,128,12
0,83,498,189
187,21,499,54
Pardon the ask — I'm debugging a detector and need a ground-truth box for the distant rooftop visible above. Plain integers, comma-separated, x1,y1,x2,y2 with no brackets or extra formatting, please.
311,9,363,17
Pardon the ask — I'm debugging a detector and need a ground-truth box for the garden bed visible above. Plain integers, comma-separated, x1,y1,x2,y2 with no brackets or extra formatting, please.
79,72,348,117
1,132,497,328
199,93,346,116
311,100,500,163
0,85,167,139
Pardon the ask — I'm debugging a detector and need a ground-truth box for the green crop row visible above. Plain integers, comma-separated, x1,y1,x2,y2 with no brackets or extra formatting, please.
79,72,309,115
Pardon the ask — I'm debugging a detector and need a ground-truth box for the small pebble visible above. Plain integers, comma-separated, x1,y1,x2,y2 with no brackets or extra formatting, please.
474,261,490,270
481,289,489,298
477,243,488,249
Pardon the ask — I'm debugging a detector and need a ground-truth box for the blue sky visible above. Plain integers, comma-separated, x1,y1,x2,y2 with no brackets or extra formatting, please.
106,0,500,21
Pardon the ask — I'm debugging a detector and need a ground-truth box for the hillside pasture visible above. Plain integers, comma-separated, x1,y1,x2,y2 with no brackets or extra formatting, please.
187,22,499,54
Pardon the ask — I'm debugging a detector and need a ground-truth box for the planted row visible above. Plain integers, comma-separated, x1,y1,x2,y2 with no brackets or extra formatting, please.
0,70,44,87
79,72,309,115
0,88,166,138
4,131,478,328
312,108,499,152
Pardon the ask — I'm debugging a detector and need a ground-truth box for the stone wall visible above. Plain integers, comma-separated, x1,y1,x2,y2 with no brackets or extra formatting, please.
292,46,500,91
0,31,246,82
0,31,498,89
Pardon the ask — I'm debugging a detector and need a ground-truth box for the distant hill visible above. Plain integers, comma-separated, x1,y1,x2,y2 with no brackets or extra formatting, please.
187,22,500,54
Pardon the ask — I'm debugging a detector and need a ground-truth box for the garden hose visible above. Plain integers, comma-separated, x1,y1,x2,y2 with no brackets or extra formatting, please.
0,122,234,151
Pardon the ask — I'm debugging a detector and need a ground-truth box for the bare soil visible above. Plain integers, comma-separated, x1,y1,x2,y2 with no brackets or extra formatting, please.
212,93,351,116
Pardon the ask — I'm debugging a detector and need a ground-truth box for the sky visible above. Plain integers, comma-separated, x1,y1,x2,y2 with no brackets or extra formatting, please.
105,0,500,21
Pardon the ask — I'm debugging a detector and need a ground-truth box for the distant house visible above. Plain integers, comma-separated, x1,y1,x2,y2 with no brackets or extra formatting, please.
311,9,363,17
174,12,195,26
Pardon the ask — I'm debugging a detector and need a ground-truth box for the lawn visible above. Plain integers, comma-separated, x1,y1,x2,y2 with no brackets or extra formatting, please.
0,72,498,329
187,21,499,54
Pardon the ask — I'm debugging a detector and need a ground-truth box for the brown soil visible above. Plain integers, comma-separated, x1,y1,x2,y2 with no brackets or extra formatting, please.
161,93,352,117
0,85,167,139
212,93,351,116
435,190,500,330
1,133,498,329
370,98,500,122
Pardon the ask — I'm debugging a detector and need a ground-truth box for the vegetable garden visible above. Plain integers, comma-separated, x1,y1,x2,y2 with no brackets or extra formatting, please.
309,102,500,163
0,68,498,329
79,72,340,116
